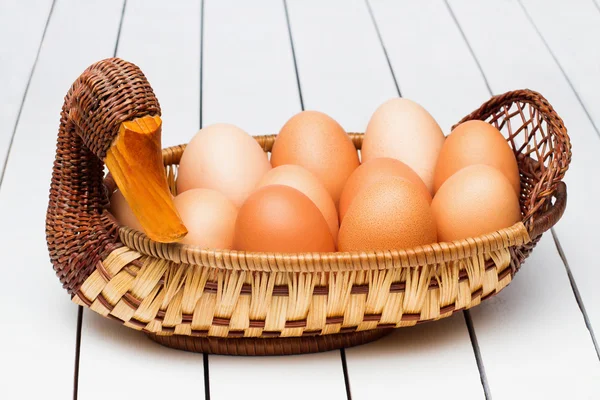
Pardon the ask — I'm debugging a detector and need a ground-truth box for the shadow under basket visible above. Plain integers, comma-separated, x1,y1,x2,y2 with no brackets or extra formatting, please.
46,59,570,356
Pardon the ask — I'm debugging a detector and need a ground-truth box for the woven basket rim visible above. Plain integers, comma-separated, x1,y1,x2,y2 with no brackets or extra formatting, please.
116,221,530,271
108,137,533,271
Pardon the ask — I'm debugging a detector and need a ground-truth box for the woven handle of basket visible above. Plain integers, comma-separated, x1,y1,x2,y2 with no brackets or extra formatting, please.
529,181,567,238
456,89,571,239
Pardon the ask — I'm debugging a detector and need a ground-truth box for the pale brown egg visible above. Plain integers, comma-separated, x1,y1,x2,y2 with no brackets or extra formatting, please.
270,111,359,205
110,189,143,232
233,185,335,253
173,189,237,249
431,165,521,242
177,123,271,207
339,157,431,221
362,98,445,193
256,165,339,242
433,120,520,194
338,177,437,252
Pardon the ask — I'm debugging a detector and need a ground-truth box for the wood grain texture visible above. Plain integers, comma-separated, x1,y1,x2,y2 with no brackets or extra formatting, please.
0,0,124,398
77,1,206,399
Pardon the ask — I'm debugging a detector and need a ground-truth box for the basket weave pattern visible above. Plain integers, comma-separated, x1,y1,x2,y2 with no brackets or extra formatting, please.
47,59,570,355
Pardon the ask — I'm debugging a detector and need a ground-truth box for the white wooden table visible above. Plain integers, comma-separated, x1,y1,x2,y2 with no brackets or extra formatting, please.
2,0,600,398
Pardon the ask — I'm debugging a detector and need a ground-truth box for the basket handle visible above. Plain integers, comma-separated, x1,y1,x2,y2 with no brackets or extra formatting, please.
529,181,567,238
456,89,571,241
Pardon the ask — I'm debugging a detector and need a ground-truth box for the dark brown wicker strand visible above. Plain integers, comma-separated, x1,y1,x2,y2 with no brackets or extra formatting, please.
46,58,160,294
147,329,393,356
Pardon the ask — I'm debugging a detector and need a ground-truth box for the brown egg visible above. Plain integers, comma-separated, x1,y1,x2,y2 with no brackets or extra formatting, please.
256,165,339,242
433,120,520,194
339,158,431,221
362,98,445,193
233,185,335,253
110,189,143,232
177,123,271,207
432,165,521,242
270,111,359,205
173,189,237,249
338,177,437,251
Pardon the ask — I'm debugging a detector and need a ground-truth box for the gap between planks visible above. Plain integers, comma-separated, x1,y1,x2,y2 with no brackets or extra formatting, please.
367,0,492,396
199,0,205,130
515,0,600,139
593,0,600,18
73,1,128,399
445,0,600,378
200,1,210,399
0,0,56,188
551,229,600,361
68,3,600,399
283,0,305,110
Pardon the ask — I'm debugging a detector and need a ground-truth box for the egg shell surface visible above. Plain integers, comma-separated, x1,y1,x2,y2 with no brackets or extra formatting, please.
233,185,335,253
433,120,521,194
270,111,359,205
338,177,437,251
177,123,271,207
361,98,445,193
431,164,522,242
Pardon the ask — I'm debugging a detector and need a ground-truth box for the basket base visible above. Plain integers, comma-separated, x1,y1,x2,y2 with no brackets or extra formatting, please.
146,329,393,356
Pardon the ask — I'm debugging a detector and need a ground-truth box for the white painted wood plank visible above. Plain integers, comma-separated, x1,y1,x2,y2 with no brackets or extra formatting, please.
77,1,205,399
447,0,600,396
81,312,205,397
519,0,600,132
471,235,600,397
113,0,202,148
345,314,481,399
203,2,347,399
286,0,485,398
210,353,347,400
0,0,53,168
367,0,491,131
512,4,600,337
202,0,300,133
287,0,398,131
0,0,124,398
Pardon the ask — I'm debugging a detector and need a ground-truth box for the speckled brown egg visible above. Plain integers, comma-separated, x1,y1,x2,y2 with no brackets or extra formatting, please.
338,177,437,251
233,185,335,253
339,157,431,221
255,165,339,242
433,120,521,194
362,98,445,193
431,164,521,242
270,111,359,205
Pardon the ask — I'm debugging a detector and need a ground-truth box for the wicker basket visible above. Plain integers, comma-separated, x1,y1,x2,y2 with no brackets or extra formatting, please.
46,58,570,356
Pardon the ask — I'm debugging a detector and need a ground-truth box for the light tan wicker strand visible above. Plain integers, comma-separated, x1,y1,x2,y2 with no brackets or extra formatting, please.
74,242,515,338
